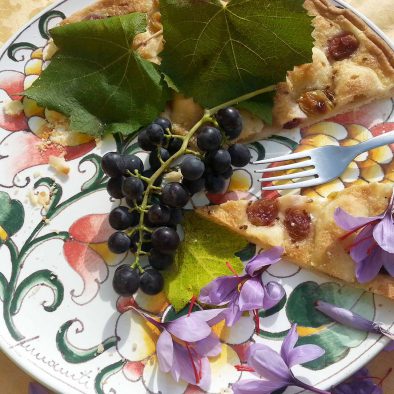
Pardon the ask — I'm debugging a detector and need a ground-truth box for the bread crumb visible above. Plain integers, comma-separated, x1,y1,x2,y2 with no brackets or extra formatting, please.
43,39,58,61
28,191,39,206
3,100,24,116
164,170,182,183
97,344,105,354
49,155,70,176
43,217,51,225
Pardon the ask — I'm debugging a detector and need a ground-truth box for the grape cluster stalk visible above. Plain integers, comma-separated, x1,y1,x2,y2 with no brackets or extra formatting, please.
103,84,276,296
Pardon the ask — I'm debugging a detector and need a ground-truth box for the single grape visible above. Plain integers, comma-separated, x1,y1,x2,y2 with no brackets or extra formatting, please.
149,249,174,270
182,177,205,195
152,226,180,254
138,129,156,151
107,177,125,199
121,154,144,175
112,265,140,296
215,107,243,140
109,206,137,230
205,149,231,174
222,166,233,180
180,156,205,181
161,182,190,208
154,117,172,132
108,231,131,254
146,123,165,145
122,177,145,201
205,173,227,194
149,148,170,171
169,208,183,226
228,144,251,167
102,152,123,178
148,204,171,226
140,269,164,295
168,138,183,154
197,126,222,152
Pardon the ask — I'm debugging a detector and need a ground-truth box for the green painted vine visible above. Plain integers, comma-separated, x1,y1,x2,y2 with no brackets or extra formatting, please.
57,320,118,364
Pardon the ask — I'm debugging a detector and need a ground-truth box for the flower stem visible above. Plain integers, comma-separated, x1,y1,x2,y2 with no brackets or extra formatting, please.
207,85,276,116
131,113,212,271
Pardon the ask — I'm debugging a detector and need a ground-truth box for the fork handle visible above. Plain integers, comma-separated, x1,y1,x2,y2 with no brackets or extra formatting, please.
348,131,394,156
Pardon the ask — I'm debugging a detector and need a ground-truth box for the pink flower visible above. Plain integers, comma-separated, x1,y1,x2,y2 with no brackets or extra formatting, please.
63,213,127,305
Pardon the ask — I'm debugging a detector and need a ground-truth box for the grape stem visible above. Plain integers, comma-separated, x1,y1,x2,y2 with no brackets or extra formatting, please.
131,113,213,271
207,85,276,116
130,84,276,271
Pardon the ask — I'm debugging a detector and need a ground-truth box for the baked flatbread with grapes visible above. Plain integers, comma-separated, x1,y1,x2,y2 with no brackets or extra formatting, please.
273,0,394,130
62,0,394,141
196,183,394,300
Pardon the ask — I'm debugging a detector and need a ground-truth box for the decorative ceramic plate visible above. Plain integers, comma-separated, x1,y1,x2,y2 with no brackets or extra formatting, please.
0,1,393,393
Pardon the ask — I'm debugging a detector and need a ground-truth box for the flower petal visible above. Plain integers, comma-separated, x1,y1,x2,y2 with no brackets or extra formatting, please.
316,301,378,333
223,300,243,327
199,276,241,305
263,281,285,310
143,355,188,394
350,225,375,264
193,332,222,357
285,344,325,367
334,207,380,231
356,250,384,283
166,315,211,342
385,341,394,351
238,277,265,312
248,343,291,383
373,204,394,253
157,330,174,373
172,342,210,390
245,247,284,277
192,308,227,325
232,378,285,394
280,324,298,364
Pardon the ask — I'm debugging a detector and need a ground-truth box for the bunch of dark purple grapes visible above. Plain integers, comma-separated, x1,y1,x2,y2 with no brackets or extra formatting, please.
101,107,251,298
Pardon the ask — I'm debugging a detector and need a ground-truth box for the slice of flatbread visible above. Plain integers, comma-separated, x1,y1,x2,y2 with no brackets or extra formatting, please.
60,0,394,141
196,183,394,300
272,0,394,130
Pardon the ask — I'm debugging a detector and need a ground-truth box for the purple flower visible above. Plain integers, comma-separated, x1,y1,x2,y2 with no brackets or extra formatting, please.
334,191,394,283
333,368,383,394
232,324,327,394
134,307,223,390
199,247,285,329
29,383,51,394
316,300,394,341
386,341,394,351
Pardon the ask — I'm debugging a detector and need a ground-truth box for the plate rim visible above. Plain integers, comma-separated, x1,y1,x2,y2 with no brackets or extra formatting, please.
0,0,392,393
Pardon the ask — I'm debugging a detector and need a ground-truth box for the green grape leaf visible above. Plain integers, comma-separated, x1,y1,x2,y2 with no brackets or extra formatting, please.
0,192,24,243
160,0,313,108
25,13,170,136
286,282,375,370
163,212,247,311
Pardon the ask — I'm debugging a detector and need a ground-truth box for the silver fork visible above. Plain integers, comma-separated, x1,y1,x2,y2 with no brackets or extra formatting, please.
255,131,394,191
